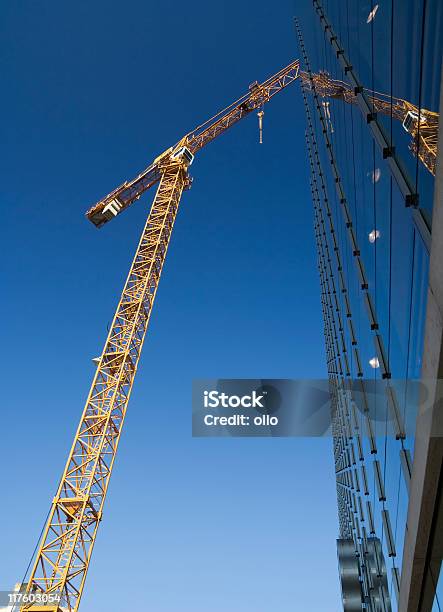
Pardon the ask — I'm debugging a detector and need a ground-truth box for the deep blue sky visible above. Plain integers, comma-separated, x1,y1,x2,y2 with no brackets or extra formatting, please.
1,1,341,610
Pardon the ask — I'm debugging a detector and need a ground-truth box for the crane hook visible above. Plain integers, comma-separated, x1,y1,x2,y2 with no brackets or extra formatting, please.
257,109,264,144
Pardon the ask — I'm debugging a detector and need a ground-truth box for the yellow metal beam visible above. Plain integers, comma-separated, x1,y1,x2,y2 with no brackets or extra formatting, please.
21,162,189,612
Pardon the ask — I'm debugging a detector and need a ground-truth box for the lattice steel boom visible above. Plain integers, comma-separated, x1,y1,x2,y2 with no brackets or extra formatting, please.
20,59,300,612
86,60,300,228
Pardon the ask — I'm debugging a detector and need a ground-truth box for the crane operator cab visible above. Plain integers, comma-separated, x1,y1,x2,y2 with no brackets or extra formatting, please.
402,110,426,134
102,196,124,220
171,146,194,167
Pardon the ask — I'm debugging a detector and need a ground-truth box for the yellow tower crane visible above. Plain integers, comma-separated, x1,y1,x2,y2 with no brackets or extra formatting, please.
19,59,300,612
299,70,439,176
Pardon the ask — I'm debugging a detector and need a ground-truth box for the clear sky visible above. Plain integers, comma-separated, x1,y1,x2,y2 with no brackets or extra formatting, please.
1,1,342,610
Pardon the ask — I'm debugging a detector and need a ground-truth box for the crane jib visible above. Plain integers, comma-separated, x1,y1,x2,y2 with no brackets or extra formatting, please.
85,59,300,228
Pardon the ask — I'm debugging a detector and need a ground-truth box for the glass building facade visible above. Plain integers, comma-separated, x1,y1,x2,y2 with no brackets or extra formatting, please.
301,1,443,609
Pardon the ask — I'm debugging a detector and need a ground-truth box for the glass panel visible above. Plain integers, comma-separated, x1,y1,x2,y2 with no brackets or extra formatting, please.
303,0,441,606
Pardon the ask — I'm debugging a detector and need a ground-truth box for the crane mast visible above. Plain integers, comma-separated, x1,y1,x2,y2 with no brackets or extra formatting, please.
300,70,439,176
20,59,300,612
